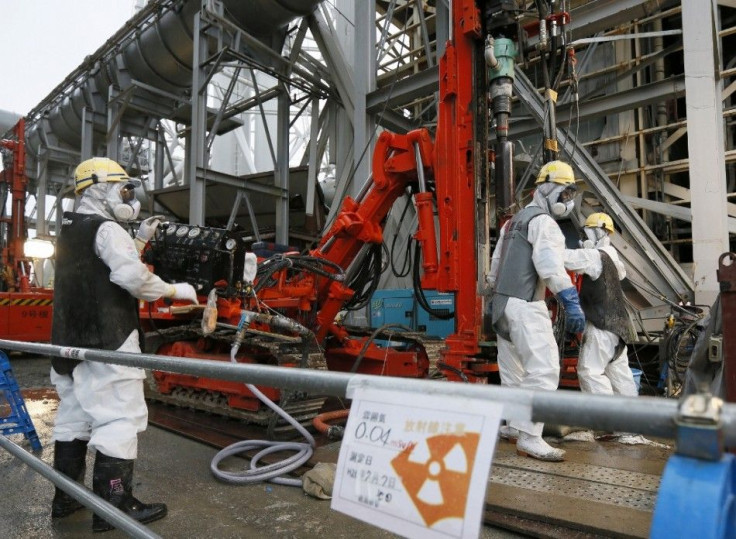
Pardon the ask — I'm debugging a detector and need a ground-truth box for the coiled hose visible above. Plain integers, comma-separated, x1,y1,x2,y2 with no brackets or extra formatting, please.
209,343,315,487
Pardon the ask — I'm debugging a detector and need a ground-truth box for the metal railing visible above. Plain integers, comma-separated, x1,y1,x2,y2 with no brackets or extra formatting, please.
3,337,736,537
2,339,735,442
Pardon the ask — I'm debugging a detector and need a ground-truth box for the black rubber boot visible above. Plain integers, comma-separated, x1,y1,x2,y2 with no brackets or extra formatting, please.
51,439,88,518
91,452,167,533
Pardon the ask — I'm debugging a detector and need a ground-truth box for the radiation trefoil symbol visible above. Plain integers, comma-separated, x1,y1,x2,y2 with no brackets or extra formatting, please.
390,432,480,527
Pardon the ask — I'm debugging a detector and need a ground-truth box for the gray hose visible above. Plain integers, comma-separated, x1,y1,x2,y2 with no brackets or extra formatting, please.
209,344,315,486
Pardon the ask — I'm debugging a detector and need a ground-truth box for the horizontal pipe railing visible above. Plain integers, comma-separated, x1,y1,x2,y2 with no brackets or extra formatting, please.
0,435,161,539
1,339,734,444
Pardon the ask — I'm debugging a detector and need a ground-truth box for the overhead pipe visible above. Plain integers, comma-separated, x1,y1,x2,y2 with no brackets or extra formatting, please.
25,0,323,156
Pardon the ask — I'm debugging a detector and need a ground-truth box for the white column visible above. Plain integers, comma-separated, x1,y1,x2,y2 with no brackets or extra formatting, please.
683,0,728,305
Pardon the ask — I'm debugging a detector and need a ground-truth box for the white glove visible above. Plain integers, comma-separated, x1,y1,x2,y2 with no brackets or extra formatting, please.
166,283,199,304
582,239,595,249
136,215,165,243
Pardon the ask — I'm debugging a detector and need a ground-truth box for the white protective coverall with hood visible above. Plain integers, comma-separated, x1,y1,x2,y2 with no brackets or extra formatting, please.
51,179,196,458
50,159,198,530
563,219,638,397
489,165,584,462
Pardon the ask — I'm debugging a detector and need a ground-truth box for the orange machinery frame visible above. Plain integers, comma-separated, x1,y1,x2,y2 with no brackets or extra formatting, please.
0,119,53,342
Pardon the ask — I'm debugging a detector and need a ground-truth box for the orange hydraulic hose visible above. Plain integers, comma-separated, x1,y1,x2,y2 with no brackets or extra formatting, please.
312,409,349,435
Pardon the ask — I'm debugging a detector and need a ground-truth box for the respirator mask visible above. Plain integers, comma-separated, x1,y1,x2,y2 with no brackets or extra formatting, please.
581,226,610,249
106,181,141,222
536,182,577,219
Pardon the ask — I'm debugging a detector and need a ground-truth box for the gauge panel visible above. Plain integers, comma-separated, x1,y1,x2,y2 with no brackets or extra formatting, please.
146,224,245,293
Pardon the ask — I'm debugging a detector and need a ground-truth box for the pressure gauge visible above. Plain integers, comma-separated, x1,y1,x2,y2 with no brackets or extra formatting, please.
166,225,176,235
225,238,237,250
188,227,201,239
176,225,189,237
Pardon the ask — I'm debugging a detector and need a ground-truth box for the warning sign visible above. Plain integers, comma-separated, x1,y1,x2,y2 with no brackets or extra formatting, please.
331,386,502,539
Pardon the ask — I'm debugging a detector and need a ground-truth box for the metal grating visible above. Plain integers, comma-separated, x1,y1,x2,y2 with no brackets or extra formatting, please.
490,455,660,511
494,454,661,492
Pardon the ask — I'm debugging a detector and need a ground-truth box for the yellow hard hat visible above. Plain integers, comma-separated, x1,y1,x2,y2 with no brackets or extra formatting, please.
584,212,615,234
535,160,575,186
74,157,130,194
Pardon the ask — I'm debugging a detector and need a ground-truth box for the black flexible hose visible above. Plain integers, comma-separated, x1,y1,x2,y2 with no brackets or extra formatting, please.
436,361,469,383
344,243,382,311
412,243,454,320
390,196,413,278
349,323,413,374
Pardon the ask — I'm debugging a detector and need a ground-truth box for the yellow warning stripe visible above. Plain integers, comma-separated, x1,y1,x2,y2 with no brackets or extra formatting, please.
0,298,53,306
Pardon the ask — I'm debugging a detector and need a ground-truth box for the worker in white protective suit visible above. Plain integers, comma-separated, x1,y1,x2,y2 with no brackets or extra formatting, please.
563,213,639,397
488,160,586,462
50,157,198,532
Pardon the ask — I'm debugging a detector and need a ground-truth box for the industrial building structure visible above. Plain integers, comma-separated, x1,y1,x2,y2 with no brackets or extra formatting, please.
2,0,736,537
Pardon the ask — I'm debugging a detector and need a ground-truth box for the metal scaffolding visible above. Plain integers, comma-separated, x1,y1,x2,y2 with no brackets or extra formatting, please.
3,0,736,336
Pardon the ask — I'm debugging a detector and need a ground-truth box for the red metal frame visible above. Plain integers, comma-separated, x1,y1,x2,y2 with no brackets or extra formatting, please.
0,119,53,342
434,0,487,381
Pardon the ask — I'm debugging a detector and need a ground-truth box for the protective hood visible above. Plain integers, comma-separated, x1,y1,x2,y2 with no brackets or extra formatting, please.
532,182,575,219
77,182,141,222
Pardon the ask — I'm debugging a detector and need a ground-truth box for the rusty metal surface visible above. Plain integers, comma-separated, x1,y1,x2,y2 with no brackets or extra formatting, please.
487,439,671,538
718,252,736,403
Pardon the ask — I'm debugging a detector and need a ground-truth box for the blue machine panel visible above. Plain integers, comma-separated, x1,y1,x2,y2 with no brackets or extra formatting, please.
369,289,415,329
415,291,455,338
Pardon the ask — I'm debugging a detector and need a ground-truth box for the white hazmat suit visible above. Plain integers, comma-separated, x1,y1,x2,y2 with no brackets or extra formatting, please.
52,181,196,459
564,235,638,397
50,158,197,529
489,181,583,462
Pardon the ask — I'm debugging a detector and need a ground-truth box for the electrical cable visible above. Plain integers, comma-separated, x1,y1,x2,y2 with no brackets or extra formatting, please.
626,277,708,318
663,318,701,389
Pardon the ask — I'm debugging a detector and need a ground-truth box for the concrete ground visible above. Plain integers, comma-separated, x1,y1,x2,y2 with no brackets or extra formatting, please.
1,355,521,538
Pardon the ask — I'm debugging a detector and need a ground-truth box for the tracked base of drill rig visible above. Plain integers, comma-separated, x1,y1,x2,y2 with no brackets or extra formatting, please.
143,327,329,437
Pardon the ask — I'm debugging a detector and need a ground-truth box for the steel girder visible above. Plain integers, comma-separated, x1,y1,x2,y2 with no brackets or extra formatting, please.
514,68,693,305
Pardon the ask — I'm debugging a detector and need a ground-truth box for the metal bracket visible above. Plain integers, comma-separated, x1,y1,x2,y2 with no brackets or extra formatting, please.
675,391,724,461
709,335,723,363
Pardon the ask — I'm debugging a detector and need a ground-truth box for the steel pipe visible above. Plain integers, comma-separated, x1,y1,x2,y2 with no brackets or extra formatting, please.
0,435,161,539
25,0,323,154
2,339,735,443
